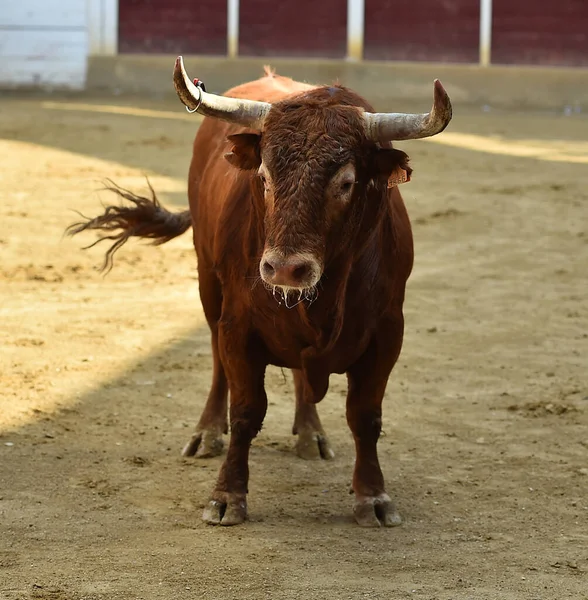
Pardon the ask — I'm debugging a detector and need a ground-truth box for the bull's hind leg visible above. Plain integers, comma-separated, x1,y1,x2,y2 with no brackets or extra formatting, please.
182,326,228,458
291,369,334,460
182,267,228,458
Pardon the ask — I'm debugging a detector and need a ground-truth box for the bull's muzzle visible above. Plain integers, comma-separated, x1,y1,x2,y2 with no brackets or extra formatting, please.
260,251,321,291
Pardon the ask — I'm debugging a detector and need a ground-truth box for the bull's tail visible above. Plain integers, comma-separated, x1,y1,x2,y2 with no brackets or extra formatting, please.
66,180,192,273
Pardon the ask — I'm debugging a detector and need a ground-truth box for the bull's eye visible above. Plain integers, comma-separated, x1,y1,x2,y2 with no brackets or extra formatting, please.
328,162,356,208
258,173,269,191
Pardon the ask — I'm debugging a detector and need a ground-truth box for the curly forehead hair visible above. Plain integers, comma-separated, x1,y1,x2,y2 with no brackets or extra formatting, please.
260,86,375,176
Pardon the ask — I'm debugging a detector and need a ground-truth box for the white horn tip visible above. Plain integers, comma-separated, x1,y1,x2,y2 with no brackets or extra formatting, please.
173,55,200,112
433,79,447,96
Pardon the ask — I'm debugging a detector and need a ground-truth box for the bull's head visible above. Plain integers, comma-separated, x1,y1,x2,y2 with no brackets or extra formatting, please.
174,57,452,298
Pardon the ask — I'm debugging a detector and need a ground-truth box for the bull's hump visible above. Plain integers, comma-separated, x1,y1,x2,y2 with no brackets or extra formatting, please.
225,73,316,104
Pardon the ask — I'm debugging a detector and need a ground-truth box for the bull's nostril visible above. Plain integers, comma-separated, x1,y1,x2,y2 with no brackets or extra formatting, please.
262,261,275,277
292,264,309,281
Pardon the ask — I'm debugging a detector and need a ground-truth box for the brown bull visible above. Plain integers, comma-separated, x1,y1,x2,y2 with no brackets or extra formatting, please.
68,57,452,527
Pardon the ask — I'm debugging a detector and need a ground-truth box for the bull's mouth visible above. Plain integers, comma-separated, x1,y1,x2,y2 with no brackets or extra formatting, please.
264,282,320,308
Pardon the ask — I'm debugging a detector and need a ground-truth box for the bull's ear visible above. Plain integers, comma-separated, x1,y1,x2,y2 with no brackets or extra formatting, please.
373,148,413,187
224,133,262,170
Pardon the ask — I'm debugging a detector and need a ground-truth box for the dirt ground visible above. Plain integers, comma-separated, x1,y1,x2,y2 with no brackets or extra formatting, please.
1,89,587,600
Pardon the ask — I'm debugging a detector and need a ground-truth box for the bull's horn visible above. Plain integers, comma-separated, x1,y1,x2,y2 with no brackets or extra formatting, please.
364,79,452,142
173,56,271,130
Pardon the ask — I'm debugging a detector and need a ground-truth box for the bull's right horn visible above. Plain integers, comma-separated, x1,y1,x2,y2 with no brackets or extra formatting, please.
173,56,271,130
364,79,453,142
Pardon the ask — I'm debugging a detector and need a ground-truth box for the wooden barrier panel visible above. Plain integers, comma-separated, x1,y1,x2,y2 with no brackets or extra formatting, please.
364,0,480,63
239,0,347,58
492,0,588,67
118,0,227,55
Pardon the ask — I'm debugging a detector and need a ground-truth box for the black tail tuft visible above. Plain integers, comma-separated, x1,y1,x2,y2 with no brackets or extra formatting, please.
66,179,192,273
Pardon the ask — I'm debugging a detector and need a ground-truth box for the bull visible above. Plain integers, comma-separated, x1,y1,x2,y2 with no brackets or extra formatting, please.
68,57,452,527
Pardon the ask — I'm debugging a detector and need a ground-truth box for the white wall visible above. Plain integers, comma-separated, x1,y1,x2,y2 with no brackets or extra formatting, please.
0,0,88,89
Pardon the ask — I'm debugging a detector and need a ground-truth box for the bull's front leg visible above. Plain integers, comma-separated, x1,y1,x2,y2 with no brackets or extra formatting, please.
346,317,404,528
202,323,267,526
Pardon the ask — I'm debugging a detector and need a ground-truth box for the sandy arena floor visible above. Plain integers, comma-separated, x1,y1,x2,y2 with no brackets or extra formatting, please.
0,90,587,599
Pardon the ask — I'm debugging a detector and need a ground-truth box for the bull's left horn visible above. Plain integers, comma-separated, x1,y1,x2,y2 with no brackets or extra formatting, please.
363,79,452,142
173,56,271,130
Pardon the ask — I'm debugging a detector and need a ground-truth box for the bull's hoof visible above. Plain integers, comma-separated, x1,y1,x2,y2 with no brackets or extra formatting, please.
295,431,335,460
181,429,224,458
353,493,402,528
202,493,247,526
